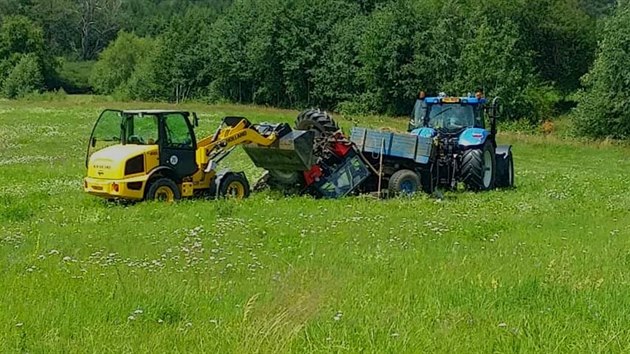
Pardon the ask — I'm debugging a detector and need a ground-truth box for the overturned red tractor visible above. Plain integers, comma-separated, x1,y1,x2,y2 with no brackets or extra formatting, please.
243,109,433,198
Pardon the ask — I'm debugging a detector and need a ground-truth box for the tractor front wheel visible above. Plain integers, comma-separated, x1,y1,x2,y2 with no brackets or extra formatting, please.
388,169,422,196
461,141,496,191
218,173,251,199
146,178,181,202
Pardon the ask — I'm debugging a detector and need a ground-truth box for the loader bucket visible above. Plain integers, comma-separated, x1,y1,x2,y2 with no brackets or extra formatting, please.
243,130,315,171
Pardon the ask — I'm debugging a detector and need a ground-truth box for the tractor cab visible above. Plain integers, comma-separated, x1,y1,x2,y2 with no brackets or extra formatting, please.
408,93,487,133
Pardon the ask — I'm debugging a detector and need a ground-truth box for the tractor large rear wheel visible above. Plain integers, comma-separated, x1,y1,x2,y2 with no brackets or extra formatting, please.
295,109,339,136
461,141,496,191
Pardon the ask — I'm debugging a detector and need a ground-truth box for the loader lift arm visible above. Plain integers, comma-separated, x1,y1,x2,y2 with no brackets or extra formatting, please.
196,116,280,167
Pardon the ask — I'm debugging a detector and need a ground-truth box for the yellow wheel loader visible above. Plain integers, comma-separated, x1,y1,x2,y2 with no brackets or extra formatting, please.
83,109,293,202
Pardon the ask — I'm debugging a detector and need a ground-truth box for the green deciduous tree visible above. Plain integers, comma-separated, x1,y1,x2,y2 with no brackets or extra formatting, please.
0,15,53,96
2,53,44,98
573,5,630,139
89,31,153,95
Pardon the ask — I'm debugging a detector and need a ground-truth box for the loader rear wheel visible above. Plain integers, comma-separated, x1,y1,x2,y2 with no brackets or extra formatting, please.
388,169,421,196
295,109,339,136
146,178,181,202
461,141,496,191
218,173,250,199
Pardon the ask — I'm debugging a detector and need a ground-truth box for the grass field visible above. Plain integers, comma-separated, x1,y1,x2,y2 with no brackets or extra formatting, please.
2,96,630,353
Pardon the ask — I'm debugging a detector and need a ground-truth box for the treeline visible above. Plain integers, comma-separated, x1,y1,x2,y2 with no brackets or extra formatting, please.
0,0,231,95
89,0,614,119
1,0,630,138
0,0,232,59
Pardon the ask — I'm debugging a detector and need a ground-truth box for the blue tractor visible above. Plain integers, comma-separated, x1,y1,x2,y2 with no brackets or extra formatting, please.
407,91,514,191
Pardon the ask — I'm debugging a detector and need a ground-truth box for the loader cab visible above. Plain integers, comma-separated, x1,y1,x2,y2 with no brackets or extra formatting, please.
87,109,199,179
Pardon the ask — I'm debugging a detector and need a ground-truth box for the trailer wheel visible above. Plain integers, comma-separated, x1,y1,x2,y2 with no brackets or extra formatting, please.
388,169,421,196
461,141,496,191
146,178,181,202
295,109,339,135
218,173,250,199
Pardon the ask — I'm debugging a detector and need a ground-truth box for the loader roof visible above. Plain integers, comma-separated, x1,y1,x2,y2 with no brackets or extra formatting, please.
121,110,191,115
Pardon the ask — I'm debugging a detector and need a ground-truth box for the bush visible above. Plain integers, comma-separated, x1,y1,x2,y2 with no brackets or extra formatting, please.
23,88,68,102
56,59,95,94
90,32,154,95
2,53,44,98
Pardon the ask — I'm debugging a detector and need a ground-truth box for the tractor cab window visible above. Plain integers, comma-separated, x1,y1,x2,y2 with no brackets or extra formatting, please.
427,104,474,131
163,113,194,149
473,105,485,128
410,99,427,129
124,114,159,145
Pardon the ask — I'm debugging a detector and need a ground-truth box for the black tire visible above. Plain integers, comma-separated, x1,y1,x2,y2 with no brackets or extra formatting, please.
217,173,250,199
295,108,339,135
495,153,514,188
388,169,422,196
461,141,496,191
146,178,181,202
420,170,435,194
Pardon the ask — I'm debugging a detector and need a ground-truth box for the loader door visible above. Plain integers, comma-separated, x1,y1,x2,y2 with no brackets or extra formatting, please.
86,109,123,167
159,113,198,178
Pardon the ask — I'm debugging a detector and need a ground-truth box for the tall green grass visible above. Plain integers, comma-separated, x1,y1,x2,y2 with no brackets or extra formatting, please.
1,96,630,352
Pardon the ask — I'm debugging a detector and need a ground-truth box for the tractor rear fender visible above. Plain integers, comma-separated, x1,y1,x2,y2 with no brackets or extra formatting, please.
495,145,512,159
495,145,513,179
495,145,514,188
458,128,489,148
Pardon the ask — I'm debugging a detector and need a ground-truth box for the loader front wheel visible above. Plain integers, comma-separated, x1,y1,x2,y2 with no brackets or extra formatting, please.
218,173,250,199
461,141,496,191
146,178,181,202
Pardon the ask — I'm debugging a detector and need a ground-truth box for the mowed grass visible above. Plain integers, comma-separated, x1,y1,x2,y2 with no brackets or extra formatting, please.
2,96,630,353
